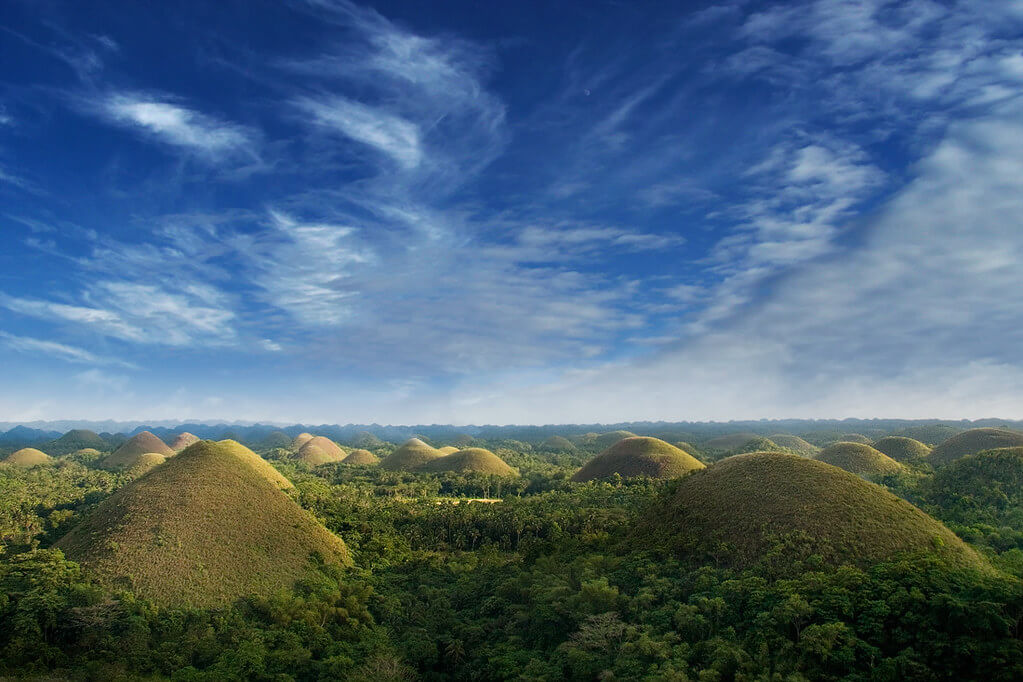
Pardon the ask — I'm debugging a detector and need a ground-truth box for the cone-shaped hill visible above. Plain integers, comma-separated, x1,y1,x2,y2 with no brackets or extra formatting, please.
380,438,444,471
702,432,762,452
572,437,705,482
768,434,818,456
169,432,200,452
295,437,346,466
48,429,108,455
101,431,174,469
837,433,872,444
673,441,701,457
437,446,460,455
126,453,166,477
216,440,294,490
2,448,52,466
292,432,315,450
873,436,931,462
541,435,577,451
635,453,986,571
593,430,638,450
342,449,380,465
421,448,518,476
729,436,779,455
56,440,347,607
261,430,292,449
814,442,903,477
930,428,1023,467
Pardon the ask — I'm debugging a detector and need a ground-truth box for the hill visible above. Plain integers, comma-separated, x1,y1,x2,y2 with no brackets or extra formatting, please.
837,433,872,444
2,448,52,467
767,434,818,456
592,430,638,450
55,440,347,607
927,447,1023,516
420,448,518,476
261,430,292,449
47,429,108,455
437,446,460,455
572,437,705,482
294,436,346,466
126,452,166,477
673,441,701,457
541,435,577,451
169,432,200,452
814,442,903,476
216,439,293,490
702,432,762,451
873,436,931,462
729,436,779,455
380,438,444,471
350,430,385,448
894,424,965,445
342,449,380,465
101,431,174,469
292,432,315,450
930,428,1023,467
635,453,985,571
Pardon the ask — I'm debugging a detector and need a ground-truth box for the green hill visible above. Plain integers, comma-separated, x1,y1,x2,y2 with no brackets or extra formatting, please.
541,435,577,451
894,424,964,446
101,431,174,469
126,452,166,477
767,434,818,456
572,437,705,482
873,436,931,462
673,441,701,457
930,428,1023,467
342,449,380,465
836,433,872,444
729,436,779,455
169,432,200,452
292,432,315,450
2,448,52,467
420,448,518,476
927,447,1023,516
814,442,903,476
380,438,444,471
47,429,108,455
215,440,294,490
350,430,384,448
635,453,986,571
702,432,762,451
593,430,638,450
261,430,292,449
55,440,347,607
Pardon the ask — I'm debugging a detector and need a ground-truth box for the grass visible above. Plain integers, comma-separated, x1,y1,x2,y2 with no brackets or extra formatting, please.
216,439,294,490
873,436,931,462
47,429,108,455
837,433,872,444
572,437,705,482
295,436,346,466
593,430,639,449
541,436,577,451
126,452,166,477
169,432,200,452
930,428,1023,467
420,448,518,476
101,431,174,469
380,438,444,471
292,432,315,450
2,448,52,467
814,442,903,476
636,452,988,571
767,434,819,456
701,432,762,451
342,449,380,465
437,446,460,455
56,439,347,608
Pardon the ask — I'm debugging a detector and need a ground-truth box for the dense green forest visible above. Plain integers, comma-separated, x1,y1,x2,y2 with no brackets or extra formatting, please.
2,429,1023,681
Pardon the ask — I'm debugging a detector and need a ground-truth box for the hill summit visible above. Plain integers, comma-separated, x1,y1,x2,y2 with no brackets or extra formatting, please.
814,442,903,477
295,436,346,466
101,431,174,469
572,437,705,482
635,453,985,571
169,432,200,452
421,448,518,476
56,440,346,607
380,438,444,471
2,448,52,467
930,428,1023,466
873,436,931,462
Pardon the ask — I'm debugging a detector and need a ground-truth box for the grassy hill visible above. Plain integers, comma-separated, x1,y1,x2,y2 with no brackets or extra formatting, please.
126,452,166,477
2,448,52,467
169,432,200,451
927,447,1023,515
702,432,761,452
767,434,818,456
292,432,315,450
837,433,872,444
420,448,518,476
101,431,174,469
55,439,347,607
873,436,931,462
342,449,380,465
930,428,1023,467
572,437,705,482
814,442,903,476
592,431,638,450
294,436,346,466
437,446,460,455
635,452,986,571
380,438,444,471
47,429,108,455
261,430,292,449
541,435,577,451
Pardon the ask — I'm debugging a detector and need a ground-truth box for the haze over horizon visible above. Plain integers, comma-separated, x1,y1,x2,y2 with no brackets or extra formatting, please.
3,0,1023,424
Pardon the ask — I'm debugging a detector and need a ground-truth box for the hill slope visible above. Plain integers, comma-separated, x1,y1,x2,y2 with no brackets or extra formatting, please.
767,434,818,456
592,430,639,450
873,436,931,462
814,442,903,476
292,432,315,450
169,432,200,452
572,437,705,482
56,440,347,607
2,448,52,466
420,448,518,476
48,429,108,455
702,433,762,452
101,431,174,469
636,453,985,571
380,438,444,471
930,428,1023,467
342,449,380,465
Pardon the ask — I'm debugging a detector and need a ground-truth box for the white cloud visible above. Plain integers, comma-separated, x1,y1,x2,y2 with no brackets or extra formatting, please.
0,331,136,369
295,96,422,169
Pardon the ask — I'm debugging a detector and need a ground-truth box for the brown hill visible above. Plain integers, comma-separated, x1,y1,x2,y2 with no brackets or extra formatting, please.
295,436,346,466
292,432,315,450
169,432,200,452
342,449,380,465
437,446,460,455
2,448,52,467
593,430,639,450
420,448,518,476
100,431,174,469
814,442,903,477
380,438,444,471
572,437,705,482
56,440,347,607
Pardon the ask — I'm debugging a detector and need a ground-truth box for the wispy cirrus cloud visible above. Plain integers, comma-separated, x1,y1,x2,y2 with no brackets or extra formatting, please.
0,331,136,369
295,95,422,169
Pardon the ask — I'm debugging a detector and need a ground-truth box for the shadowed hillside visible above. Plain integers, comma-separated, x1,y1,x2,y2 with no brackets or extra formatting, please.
930,428,1023,467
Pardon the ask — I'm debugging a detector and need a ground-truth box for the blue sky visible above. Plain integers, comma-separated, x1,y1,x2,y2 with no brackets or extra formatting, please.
2,0,1023,424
